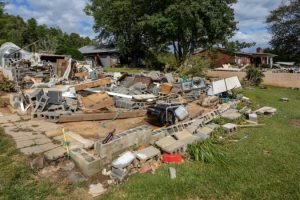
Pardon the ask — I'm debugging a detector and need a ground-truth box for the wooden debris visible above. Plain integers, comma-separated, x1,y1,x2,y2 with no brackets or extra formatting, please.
160,83,173,94
81,92,114,111
57,110,147,123
238,124,265,128
74,77,111,91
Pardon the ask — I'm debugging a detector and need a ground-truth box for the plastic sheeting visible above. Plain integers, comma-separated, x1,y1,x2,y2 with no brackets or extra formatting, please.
207,76,241,95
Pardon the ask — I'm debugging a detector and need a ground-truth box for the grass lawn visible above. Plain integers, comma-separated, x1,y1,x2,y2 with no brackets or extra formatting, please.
103,67,150,74
0,87,300,200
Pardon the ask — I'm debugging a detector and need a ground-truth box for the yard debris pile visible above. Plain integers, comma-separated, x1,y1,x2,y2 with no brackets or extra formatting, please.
0,43,278,196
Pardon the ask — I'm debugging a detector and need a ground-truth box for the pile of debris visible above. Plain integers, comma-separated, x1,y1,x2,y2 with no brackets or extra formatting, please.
0,43,278,196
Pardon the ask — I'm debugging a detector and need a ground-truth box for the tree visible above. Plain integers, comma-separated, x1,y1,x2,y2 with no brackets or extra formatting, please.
141,0,237,64
86,0,237,66
266,0,300,63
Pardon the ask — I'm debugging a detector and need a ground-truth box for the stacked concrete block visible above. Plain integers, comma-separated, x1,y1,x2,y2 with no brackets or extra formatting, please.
115,98,145,110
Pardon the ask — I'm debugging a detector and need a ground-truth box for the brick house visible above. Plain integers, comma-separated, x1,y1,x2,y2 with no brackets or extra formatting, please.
194,48,276,68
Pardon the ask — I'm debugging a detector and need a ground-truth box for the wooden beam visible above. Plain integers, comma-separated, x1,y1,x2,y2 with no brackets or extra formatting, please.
74,77,112,91
57,110,146,123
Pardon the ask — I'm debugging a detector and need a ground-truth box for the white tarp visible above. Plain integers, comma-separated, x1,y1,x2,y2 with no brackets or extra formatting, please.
225,76,241,90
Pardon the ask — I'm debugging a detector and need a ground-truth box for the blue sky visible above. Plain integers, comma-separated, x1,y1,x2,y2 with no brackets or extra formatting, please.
5,0,282,52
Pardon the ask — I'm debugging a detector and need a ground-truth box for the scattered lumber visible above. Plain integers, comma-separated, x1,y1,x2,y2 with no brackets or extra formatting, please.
57,110,147,123
80,92,114,111
238,124,265,128
74,77,111,91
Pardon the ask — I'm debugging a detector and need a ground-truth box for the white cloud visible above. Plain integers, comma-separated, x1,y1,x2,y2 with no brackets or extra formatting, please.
233,0,282,51
5,0,96,38
5,0,284,51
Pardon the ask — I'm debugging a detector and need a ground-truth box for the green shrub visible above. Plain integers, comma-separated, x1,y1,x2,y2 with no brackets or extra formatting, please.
179,56,210,76
0,78,15,92
245,67,265,86
157,53,177,72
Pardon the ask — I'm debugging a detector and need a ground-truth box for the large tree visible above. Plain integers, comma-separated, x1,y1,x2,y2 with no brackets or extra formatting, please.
266,0,300,63
85,0,237,66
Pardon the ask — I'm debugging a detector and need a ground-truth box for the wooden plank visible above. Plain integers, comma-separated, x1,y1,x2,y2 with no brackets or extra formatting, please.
57,110,147,123
74,77,112,91
81,92,114,110
160,83,173,94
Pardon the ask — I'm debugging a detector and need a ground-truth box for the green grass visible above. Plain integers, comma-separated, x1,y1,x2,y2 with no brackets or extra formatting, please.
0,128,55,200
0,128,88,200
1,87,300,200
101,87,300,200
103,67,150,74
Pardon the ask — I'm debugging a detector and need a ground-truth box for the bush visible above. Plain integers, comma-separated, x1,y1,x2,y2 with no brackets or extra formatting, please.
0,78,16,92
157,53,177,72
245,67,265,86
179,56,210,77
55,46,84,60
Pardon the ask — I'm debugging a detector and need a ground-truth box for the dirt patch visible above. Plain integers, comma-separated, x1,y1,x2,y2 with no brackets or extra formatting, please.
290,119,300,128
63,117,157,139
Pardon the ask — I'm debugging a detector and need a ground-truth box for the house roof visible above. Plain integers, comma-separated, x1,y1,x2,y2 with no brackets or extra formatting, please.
251,53,277,57
194,48,277,57
79,45,118,54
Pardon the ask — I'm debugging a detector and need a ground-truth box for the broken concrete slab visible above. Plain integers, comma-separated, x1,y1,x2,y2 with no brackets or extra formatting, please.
135,146,160,162
66,131,94,149
112,151,135,169
44,147,66,161
34,137,52,145
88,183,106,197
174,129,195,140
20,143,59,155
155,136,177,150
206,123,220,130
197,126,213,135
15,139,35,149
255,107,277,115
221,109,241,120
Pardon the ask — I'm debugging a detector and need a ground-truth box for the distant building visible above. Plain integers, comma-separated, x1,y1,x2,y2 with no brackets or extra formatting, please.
79,45,120,67
194,47,277,68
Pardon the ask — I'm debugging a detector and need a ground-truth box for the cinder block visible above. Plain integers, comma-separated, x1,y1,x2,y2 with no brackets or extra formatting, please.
70,147,102,177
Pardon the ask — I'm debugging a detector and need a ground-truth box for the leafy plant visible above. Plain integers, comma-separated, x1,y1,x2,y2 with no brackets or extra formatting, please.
245,67,265,86
212,116,228,125
0,78,16,92
211,127,226,142
179,56,209,77
187,139,228,164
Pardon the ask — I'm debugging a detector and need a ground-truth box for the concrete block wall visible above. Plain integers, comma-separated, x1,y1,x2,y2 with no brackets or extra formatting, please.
94,125,152,165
